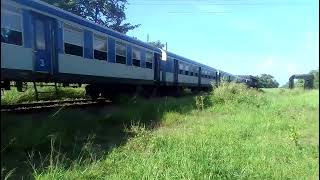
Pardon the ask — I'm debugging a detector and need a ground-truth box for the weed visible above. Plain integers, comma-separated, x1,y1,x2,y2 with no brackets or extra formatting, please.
289,125,302,150
195,95,205,110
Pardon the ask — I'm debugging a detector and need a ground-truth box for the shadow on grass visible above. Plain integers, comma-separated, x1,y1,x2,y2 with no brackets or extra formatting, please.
1,94,208,179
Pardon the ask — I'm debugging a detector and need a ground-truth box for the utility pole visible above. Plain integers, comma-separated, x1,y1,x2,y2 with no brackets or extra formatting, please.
165,42,167,51
147,34,149,42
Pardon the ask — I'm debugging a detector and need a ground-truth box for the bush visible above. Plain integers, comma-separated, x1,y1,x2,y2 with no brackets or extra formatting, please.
211,82,268,107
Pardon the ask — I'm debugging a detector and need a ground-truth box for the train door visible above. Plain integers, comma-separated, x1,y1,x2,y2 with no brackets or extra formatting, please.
154,53,161,84
160,49,167,84
161,60,166,84
173,59,178,85
32,13,53,73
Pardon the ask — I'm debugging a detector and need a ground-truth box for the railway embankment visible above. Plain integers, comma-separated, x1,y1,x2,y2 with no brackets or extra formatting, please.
1,84,319,179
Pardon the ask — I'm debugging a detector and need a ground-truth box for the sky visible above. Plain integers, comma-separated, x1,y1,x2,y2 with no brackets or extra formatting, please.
124,0,319,85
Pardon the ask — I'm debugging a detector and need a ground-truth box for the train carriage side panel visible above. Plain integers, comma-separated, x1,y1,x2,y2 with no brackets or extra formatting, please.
177,62,198,86
107,37,116,63
57,54,154,81
56,20,156,83
83,30,93,59
1,2,33,74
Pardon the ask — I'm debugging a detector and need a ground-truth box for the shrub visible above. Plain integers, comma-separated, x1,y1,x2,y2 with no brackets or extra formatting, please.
211,82,268,107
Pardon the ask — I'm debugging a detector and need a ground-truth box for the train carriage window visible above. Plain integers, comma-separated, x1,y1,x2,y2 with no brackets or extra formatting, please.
185,64,189,75
190,72,194,76
93,34,107,60
179,62,184,74
116,41,126,64
1,8,23,46
145,51,153,69
132,48,141,67
64,24,83,57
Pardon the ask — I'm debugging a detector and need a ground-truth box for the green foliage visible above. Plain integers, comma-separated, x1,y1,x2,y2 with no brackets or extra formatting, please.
148,40,165,49
211,82,268,107
41,0,140,34
309,68,319,89
256,74,279,88
282,68,319,89
1,86,86,105
195,96,205,110
295,79,305,88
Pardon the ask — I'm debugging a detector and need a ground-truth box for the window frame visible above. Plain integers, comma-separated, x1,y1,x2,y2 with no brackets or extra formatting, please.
132,47,141,67
93,33,108,61
145,51,154,69
1,7,24,46
115,40,127,64
63,23,84,57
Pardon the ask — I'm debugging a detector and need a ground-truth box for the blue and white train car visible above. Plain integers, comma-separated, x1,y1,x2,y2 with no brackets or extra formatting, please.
1,0,227,98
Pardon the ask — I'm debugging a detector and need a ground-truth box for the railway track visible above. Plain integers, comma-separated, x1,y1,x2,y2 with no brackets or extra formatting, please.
1,99,111,113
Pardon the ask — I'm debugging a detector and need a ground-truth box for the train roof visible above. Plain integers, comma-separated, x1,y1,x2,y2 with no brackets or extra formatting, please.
166,51,217,71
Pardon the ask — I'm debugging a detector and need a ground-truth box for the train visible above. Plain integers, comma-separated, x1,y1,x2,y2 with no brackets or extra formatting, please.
1,0,256,100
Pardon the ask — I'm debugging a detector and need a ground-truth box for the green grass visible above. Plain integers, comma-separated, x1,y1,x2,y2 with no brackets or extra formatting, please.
1,85,86,105
1,83,318,179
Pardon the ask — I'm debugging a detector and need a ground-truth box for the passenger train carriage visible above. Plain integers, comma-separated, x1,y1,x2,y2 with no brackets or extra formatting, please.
1,0,250,99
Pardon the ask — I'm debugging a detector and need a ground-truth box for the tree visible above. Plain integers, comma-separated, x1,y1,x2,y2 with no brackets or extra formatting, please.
295,79,304,88
256,74,279,88
148,40,165,49
41,0,140,34
309,68,319,89
282,69,319,89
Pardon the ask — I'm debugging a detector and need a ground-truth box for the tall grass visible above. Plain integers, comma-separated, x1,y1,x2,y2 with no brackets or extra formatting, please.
1,83,318,179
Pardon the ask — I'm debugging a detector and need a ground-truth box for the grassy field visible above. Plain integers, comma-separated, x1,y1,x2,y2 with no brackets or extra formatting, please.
1,83,319,179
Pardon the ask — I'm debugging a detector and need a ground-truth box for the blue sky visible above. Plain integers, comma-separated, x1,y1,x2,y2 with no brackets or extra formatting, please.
125,0,319,85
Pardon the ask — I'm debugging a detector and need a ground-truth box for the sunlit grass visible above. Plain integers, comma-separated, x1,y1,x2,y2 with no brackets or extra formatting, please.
1,86,86,105
1,84,318,179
